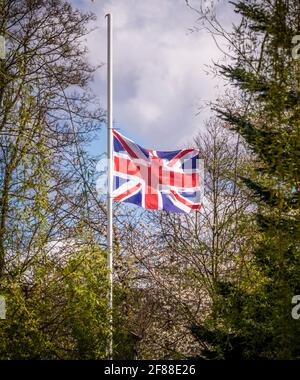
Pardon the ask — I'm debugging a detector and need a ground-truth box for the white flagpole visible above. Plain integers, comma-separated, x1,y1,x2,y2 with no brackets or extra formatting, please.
106,13,113,359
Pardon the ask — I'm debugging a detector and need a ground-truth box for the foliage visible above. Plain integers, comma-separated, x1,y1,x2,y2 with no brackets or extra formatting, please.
0,235,110,359
0,0,134,359
191,0,300,360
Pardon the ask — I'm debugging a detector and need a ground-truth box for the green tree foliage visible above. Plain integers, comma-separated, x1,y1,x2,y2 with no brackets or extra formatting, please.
0,232,110,359
192,0,300,359
0,0,136,359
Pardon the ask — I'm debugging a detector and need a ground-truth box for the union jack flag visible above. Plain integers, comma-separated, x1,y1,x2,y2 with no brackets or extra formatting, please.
112,129,201,213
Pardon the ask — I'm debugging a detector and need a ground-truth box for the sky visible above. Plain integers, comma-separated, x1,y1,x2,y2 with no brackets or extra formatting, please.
74,0,237,153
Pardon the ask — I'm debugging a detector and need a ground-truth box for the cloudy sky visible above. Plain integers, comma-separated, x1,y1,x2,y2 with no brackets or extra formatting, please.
75,0,237,152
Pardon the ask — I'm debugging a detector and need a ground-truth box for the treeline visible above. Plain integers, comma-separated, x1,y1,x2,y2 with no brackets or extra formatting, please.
0,0,299,359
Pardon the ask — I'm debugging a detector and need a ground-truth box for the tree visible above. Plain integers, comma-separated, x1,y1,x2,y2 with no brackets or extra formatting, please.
0,0,125,359
117,121,253,359
0,230,110,359
190,0,300,359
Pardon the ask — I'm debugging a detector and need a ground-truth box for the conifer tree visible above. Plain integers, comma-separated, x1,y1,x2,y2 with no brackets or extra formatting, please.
192,0,300,359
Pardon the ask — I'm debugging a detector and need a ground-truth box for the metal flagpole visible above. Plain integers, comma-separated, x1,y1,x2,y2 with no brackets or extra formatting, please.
106,13,113,359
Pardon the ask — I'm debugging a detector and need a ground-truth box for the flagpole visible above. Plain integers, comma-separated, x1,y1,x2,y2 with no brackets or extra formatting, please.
106,12,113,359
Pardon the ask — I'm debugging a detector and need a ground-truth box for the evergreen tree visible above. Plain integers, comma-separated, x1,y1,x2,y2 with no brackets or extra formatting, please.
192,0,300,359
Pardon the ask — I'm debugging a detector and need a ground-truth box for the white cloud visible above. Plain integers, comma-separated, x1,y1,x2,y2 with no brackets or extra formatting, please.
76,0,235,150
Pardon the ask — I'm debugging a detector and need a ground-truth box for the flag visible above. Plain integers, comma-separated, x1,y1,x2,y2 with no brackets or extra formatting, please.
112,129,201,213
